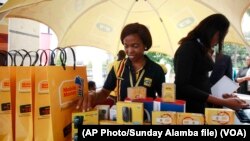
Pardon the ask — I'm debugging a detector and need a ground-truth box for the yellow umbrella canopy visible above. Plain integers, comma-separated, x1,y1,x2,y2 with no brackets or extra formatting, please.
0,0,49,12
0,0,50,34
0,0,249,57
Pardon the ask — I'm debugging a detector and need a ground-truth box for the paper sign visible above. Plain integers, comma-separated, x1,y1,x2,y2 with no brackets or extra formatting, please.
211,75,239,98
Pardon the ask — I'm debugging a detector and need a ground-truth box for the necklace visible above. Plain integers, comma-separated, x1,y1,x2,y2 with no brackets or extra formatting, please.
129,69,145,87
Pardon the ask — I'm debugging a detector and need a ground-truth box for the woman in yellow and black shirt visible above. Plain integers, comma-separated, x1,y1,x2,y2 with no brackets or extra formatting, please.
78,23,165,111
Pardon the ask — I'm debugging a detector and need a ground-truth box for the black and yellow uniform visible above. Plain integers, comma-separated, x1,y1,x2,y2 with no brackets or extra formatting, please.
103,55,165,101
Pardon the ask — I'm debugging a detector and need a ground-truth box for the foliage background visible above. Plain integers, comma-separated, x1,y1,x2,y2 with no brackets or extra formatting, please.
146,43,249,73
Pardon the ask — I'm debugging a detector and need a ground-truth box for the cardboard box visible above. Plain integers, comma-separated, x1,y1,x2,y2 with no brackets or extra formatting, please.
162,83,176,102
127,86,146,99
152,111,177,125
176,112,204,125
99,120,118,125
116,101,144,125
72,110,98,140
205,108,235,125
153,98,185,112
94,105,110,120
72,110,98,128
125,98,154,123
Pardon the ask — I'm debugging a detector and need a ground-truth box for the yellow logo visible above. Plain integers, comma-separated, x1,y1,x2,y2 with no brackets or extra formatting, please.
144,77,152,87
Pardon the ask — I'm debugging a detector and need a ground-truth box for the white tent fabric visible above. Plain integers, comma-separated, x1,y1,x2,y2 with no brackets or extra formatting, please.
0,0,48,12
0,0,249,56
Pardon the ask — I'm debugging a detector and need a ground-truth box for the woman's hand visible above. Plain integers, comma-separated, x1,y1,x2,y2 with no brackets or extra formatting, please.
76,88,111,112
222,93,237,99
76,91,97,112
223,97,249,110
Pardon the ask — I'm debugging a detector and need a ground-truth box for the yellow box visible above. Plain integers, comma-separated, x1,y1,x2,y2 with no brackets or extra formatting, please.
127,86,146,99
72,110,99,139
205,108,235,125
99,120,119,125
72,112,84,137
152,111,177,125
177,112,204,125
116,101,144,124
161,83,176,102
72,110,98,127
94,104,110,120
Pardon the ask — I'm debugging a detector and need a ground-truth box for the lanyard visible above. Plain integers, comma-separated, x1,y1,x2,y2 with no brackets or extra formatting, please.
129,69,145,87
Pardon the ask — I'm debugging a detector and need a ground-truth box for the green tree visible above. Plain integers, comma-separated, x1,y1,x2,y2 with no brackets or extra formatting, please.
223,43,249,69
145,51,174,73
247,8,250,16
145,43,248,75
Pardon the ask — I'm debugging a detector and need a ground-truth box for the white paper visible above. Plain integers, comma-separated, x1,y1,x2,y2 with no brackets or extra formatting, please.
211,75,239,98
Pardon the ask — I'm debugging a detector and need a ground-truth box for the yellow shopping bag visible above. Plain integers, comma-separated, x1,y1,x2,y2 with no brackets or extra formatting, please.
14,49,34,141
33,48,88,141
0,50,15,141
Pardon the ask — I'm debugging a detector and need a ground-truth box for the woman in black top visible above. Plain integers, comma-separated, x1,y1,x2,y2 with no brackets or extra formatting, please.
78,23,165,111
174,13,248,114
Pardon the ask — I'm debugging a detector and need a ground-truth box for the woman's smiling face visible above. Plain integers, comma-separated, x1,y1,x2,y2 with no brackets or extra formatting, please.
123,34,145,62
